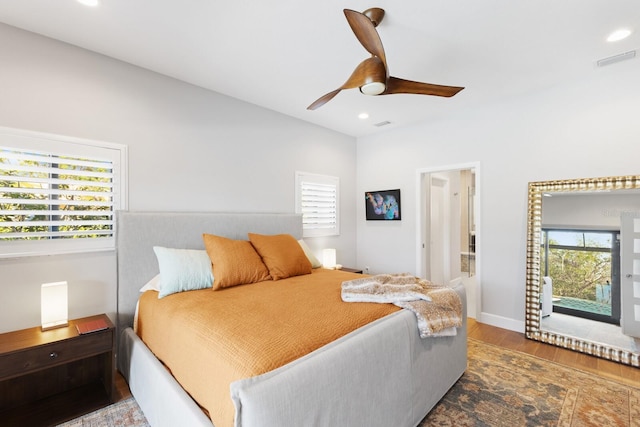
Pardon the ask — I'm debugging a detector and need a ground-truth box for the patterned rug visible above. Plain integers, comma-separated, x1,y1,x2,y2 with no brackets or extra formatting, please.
58,339,640,427
56,397,149,427
420,339,640,427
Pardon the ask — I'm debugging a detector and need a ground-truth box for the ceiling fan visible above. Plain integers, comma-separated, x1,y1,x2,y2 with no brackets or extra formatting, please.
307,8,464,110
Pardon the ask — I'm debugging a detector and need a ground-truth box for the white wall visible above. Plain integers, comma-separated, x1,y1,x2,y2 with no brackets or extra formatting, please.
3,21,639,337
543,192,640,229
357,56,640,332
0,23,356,333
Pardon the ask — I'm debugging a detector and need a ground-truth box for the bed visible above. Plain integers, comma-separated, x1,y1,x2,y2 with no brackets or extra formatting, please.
116,211,467,427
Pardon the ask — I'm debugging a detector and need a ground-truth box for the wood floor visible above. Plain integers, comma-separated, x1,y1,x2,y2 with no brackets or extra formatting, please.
113,318,640,404
114,371,132,403
467,317,640,387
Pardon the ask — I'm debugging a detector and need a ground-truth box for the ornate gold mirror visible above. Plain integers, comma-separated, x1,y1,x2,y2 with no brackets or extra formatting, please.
525,175,640,367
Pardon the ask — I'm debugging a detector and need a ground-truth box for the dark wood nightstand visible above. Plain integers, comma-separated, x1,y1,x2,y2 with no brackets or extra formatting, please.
340,267,364,274
0,314,115,426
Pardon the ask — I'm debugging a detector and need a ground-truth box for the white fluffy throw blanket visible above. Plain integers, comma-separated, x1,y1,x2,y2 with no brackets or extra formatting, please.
341,273,463,338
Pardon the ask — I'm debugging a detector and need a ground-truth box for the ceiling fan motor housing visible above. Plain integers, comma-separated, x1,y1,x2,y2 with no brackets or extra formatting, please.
357,56,387,95
363,7,385,27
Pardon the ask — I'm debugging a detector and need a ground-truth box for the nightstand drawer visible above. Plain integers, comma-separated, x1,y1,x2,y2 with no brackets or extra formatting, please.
0,330,112,380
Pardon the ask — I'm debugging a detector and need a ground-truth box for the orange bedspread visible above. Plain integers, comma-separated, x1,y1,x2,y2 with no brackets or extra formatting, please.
137,268,400,427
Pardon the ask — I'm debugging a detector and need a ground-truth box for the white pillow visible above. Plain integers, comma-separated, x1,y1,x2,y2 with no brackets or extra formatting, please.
153,247,214,298
298,239,322,269
140,274,161,292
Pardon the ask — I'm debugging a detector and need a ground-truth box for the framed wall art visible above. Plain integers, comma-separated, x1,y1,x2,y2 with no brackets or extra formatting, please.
365,189,401,220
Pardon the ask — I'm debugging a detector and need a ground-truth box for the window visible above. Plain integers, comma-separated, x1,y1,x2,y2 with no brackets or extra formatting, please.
295,172,339,237
540,228,620,323
0,127,127,257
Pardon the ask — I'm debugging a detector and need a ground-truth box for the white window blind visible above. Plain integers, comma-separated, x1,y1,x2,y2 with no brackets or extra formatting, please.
0,127,127,257
295,172,339,237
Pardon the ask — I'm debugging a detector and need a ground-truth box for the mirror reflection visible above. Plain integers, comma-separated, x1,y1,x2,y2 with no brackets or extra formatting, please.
525,176,640,367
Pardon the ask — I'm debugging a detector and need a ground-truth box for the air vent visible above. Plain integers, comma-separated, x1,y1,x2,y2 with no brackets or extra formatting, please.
373,120,391,127
597,50,636,67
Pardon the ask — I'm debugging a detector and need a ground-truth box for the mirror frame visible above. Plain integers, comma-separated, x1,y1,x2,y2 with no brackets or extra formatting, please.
525,174,640,367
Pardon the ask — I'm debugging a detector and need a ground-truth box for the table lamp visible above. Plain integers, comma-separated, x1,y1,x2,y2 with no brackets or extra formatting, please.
41,281,68,331
323,248,337,269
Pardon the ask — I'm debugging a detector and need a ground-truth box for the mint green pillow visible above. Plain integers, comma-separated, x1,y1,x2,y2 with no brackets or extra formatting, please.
153,247,214,298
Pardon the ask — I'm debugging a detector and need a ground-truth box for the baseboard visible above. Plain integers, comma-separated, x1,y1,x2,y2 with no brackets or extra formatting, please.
477,312,525,333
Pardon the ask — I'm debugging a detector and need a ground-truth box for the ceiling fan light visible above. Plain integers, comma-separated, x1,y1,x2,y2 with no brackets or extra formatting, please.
360,82,386,96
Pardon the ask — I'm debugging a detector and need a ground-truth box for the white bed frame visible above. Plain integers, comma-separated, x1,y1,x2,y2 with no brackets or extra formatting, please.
116,211,467,427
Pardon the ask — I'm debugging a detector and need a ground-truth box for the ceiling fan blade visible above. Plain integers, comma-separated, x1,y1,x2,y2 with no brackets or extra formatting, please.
307,57,386,110
384,76,464,97
343,9,387,67
307,89,342,110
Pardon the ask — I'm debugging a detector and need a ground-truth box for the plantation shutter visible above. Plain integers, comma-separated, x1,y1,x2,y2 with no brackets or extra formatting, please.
295,172,339,237
0,127,127,257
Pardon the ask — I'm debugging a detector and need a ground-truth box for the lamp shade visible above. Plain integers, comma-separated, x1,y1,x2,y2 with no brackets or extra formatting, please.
41,281,68,331
323,248,337,269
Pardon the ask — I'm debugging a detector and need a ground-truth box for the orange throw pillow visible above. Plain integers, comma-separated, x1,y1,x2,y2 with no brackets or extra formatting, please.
202,234,271,290
248,233,312,280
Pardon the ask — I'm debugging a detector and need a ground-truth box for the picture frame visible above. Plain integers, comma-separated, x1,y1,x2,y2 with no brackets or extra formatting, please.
365,189,401,220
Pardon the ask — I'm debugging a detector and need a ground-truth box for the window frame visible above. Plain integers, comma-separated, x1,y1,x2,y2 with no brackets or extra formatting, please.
295,171,339,238
540,228,616,277
540,227,621,323
0,126,128,258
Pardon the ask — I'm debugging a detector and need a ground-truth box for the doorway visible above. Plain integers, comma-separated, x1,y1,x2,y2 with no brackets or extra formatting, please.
416,163,480,319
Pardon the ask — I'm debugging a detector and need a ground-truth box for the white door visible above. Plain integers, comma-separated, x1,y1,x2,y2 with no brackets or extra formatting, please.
620,214,640,338
430,175,449,286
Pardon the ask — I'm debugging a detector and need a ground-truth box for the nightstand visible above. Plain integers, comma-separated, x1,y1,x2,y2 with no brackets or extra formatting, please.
0,314,115,426
340,267,364,274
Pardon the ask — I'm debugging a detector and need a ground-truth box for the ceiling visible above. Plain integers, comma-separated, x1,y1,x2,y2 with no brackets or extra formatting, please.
0,0,637,137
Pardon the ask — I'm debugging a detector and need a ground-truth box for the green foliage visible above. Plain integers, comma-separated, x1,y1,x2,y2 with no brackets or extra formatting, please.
1,153,112,240
541,235,611,301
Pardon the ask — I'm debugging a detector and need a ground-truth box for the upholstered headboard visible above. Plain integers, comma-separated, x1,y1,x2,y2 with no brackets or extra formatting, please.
116,211,303,334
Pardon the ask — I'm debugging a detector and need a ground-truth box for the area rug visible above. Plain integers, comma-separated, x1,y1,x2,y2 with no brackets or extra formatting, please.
420,338,640,427
56,397,149,427
57,339,640,427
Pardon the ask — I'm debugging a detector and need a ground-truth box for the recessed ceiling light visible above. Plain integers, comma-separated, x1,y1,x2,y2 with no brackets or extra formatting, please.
77,0,99,6
358,112,369,120
607,28,632,42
